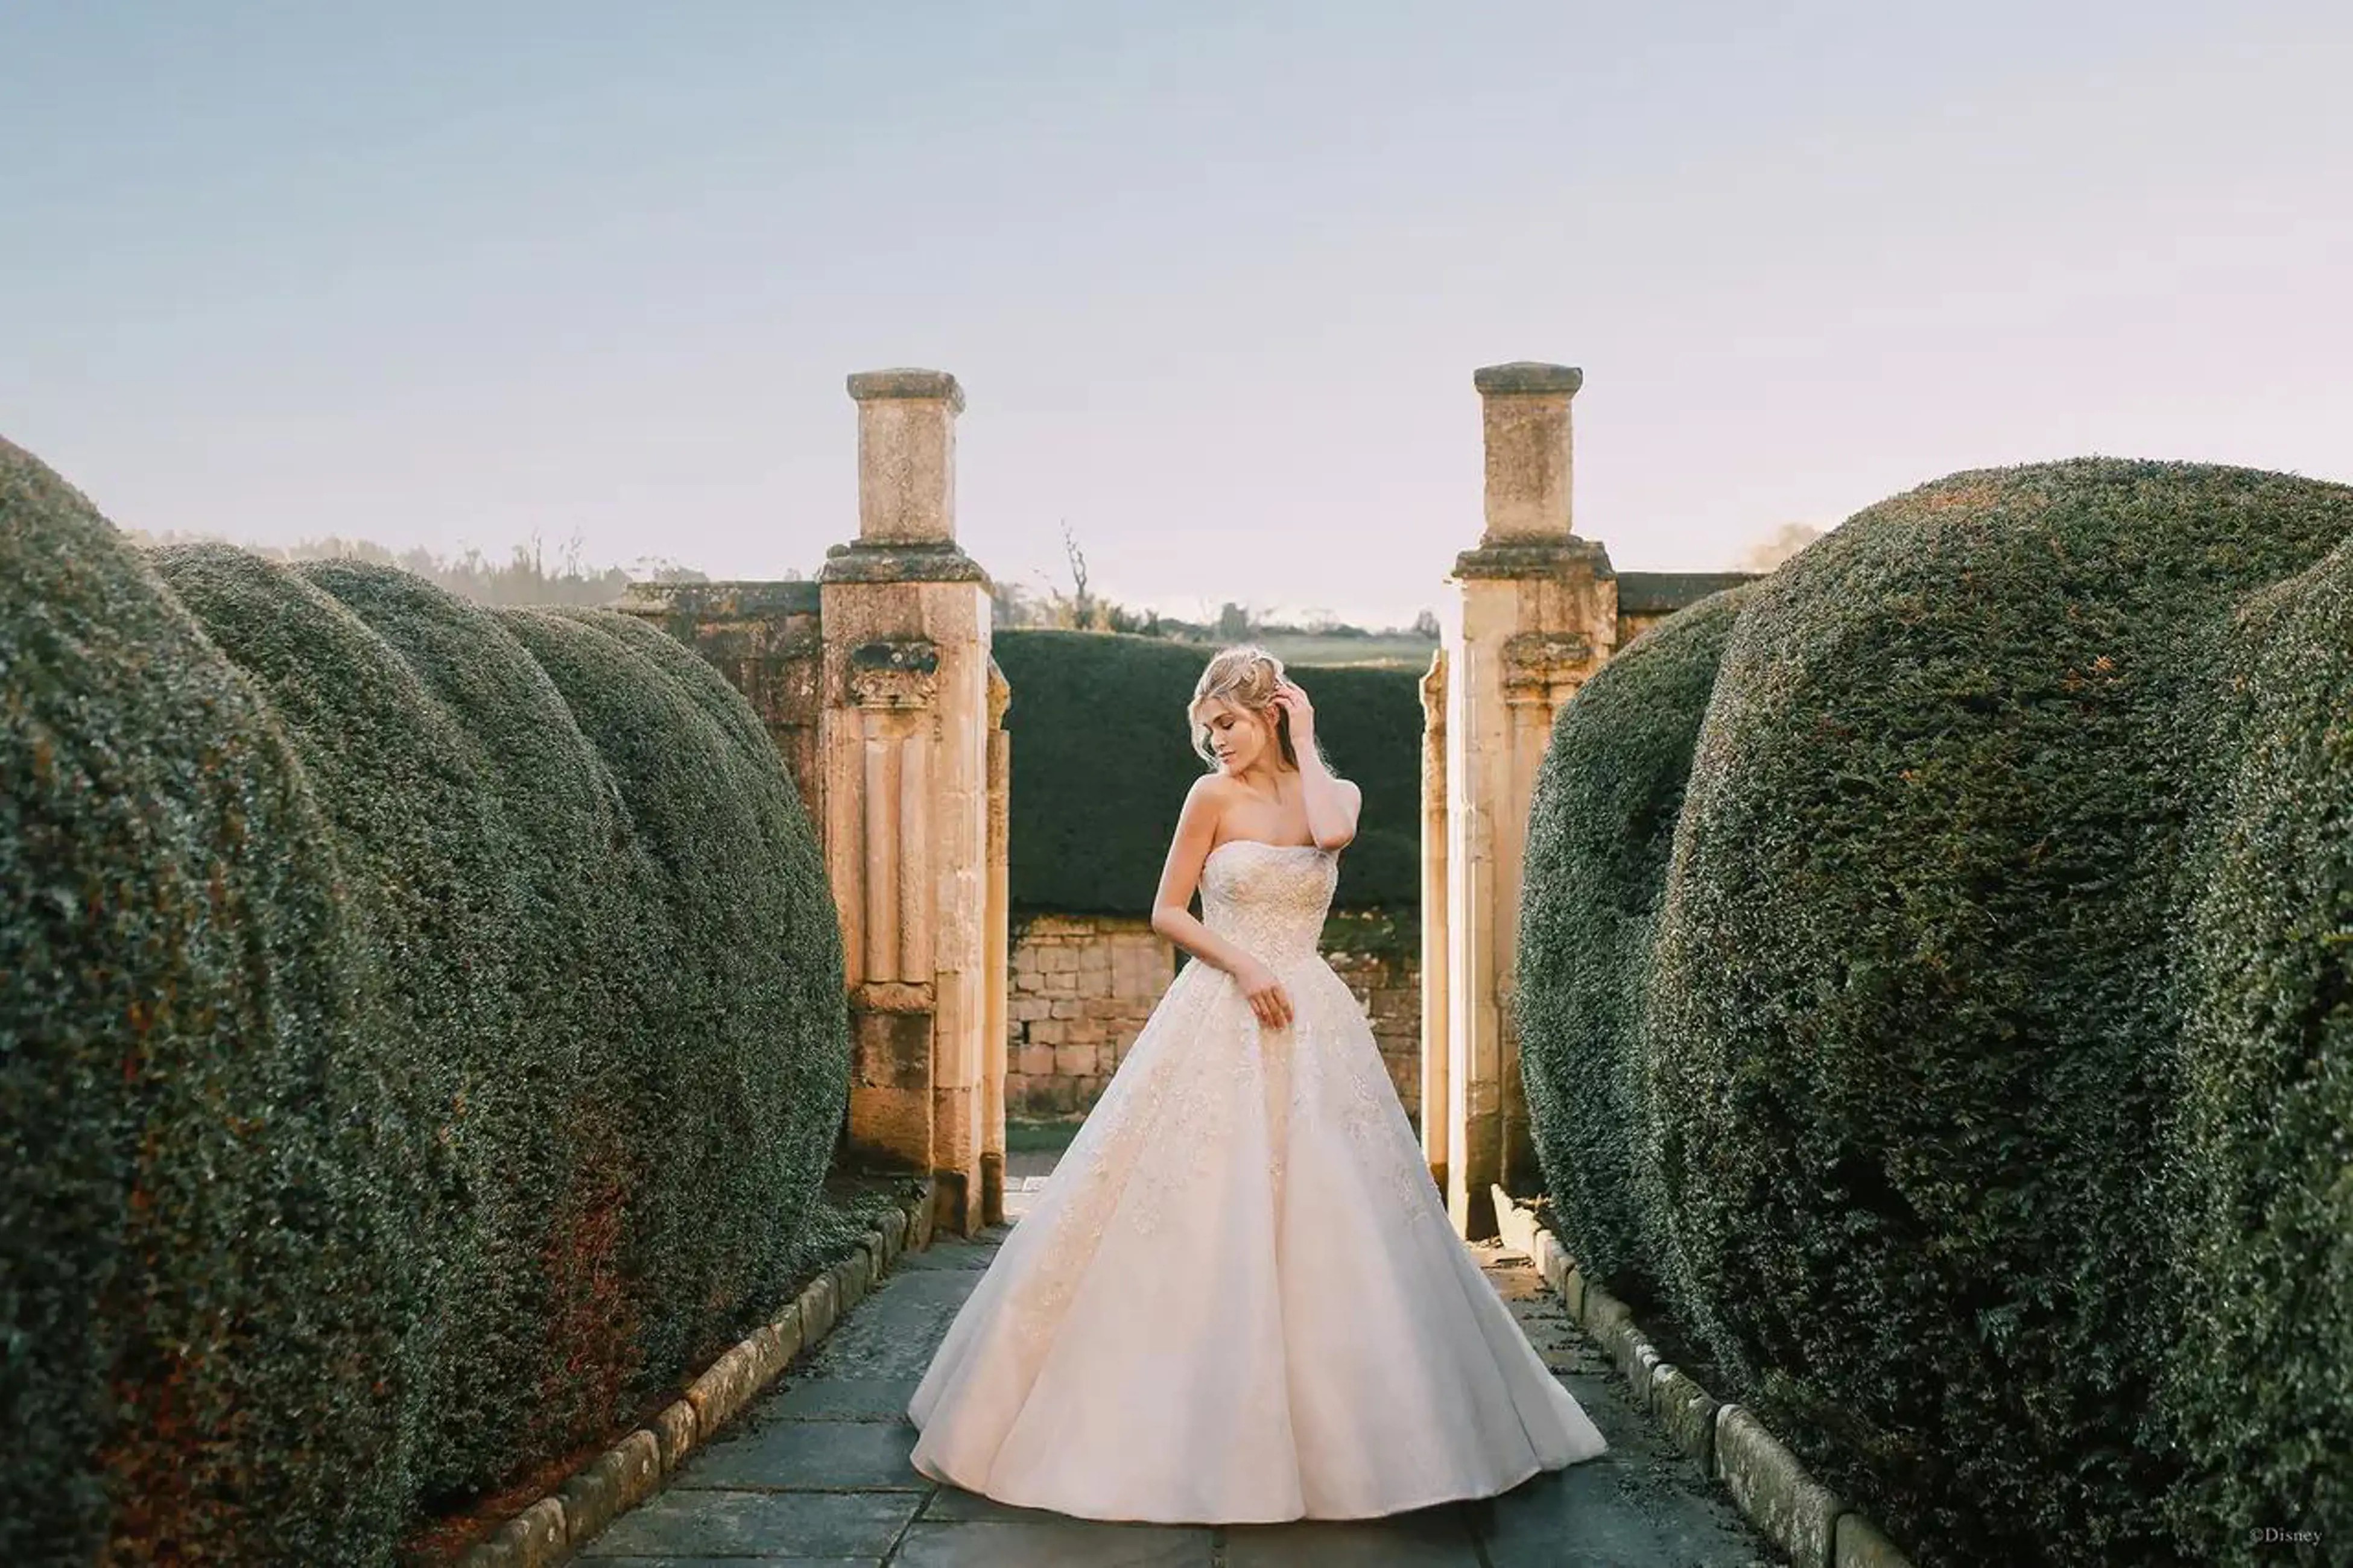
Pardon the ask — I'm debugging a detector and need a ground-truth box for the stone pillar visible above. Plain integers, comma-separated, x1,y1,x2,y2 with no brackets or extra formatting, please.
1440,362,1617,1239
981,659,1012,1226
820,368,1001,1239
1419,648,1451,1192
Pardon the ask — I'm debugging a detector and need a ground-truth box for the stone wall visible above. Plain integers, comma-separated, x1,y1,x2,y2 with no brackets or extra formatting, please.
1006,909,1424,1129
1007,914,1174,1116
1323,908,1422,1124
615,580,824,814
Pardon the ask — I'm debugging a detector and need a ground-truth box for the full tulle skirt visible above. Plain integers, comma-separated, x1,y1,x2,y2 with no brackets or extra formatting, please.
905,950,1608,1525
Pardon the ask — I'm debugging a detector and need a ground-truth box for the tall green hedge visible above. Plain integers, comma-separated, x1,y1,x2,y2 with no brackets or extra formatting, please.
1,444,410,1564
1632,459,2353,1563
1515,583,1758,1306
154,546,631,1499
992,629,1421,914
1,434,850,1564
495,607,847,1367
2160,537,2353,1562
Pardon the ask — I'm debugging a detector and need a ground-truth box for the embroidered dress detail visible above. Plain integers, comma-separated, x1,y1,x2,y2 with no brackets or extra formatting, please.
907,838,1607,1524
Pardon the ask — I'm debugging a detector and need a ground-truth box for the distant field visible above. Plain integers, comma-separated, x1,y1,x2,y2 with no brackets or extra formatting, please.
1180,632,1439,671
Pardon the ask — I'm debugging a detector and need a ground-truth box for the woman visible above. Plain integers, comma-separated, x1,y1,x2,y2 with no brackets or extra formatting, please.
907,645,1606,1523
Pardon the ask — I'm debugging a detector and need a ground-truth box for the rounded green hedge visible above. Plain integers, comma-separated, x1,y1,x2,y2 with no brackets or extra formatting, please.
153,545,606,1500
1,466,853,1566
1515,583,1758,1306
1,444,409,1563
1638,460,2353,1563
992,630,1422,914
2160,537,2353,1561
293,561,669,1494
496,607,848,1361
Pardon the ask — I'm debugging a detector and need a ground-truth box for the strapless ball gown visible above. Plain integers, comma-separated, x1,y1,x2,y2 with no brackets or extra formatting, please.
906,838,1607,1523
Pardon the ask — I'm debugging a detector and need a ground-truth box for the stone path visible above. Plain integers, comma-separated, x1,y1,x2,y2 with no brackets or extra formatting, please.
578,1156,1779,1566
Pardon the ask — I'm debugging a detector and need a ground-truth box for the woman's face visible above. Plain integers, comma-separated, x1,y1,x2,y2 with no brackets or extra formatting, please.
1200,696,1276,773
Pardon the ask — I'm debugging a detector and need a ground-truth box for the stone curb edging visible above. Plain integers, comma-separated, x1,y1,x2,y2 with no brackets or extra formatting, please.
457,1184,940,1568
1490,1185,1917,1568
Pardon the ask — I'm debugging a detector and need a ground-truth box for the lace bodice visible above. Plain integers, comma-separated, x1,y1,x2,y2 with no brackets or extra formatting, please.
1200,840,1338,964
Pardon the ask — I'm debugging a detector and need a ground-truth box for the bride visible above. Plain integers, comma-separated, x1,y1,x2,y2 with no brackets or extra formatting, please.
907,645,1607,1523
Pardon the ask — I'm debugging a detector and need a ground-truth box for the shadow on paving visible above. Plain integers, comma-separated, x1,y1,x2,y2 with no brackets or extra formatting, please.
578,1183,1781,1567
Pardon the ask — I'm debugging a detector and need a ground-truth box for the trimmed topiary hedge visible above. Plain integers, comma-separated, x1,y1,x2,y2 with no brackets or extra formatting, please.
1632,460,2353,1564
992,629,1421,915
1515,583,1758,1307
2,444,411,1564
2159,537,2353,1563
1,437,850,1566
495,606,847,1367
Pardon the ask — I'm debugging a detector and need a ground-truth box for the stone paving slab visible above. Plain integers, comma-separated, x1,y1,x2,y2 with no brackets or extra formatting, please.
594,1203,1779,1566
677,1417,928,1493
892,1519,1214,1566
577,1488,920,1558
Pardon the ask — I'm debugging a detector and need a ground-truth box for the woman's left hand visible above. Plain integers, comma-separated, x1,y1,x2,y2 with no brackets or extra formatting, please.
1272,677,1316,750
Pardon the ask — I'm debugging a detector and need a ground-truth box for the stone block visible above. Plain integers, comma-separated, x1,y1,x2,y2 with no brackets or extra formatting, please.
461,1496,564,1568
651,1399,698,1472
1016,1045,1055,1076
1048,971,1078,991
1716,1403,1841,1568
1030,1020,1066,1045
1579,1277,1628,1339
554,1429,660,1547
1651,1365,1718,1472
1835,1511,1916,1568
1556,1262,1588,1323
798,1271,839,1344
685,1341,763,1439
1051,1044,1092,1076
842,1078,929,1171
1611,1320,1664,1402
1010,996,1050,1022
878,1207,907,1265
835,1244,874,1309
770,1301,804,1365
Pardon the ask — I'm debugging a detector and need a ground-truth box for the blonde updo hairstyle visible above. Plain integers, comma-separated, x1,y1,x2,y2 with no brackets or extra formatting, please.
1186,644,1334,774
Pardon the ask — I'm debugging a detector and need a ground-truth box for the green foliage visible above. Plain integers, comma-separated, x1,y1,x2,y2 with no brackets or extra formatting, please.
495,607,847,1374
2159,538,2353,1563
1515,584,1758,1306
293,561,665,1495
1,443,410,1564
991,628,1422,915
1,449,850,1567
157,546,627,1502
1634,459,2353,1564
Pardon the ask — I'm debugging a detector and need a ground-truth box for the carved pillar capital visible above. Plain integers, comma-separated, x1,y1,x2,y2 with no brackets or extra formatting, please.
847,637,941,710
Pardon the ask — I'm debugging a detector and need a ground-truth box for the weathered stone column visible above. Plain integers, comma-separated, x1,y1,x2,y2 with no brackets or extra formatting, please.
819,368,1001,1239
1419,648,1451,1185
1440,362,1618,1239
981,659,1012,1226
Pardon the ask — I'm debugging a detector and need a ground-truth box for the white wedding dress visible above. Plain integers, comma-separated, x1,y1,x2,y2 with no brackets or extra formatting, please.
907,838,1607,1523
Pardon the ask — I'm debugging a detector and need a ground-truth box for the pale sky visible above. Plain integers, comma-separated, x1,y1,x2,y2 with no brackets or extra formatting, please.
6,1,2348,628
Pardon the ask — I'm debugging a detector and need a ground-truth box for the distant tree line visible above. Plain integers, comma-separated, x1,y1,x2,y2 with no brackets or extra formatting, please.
989,522,1439,642
116,527,714,610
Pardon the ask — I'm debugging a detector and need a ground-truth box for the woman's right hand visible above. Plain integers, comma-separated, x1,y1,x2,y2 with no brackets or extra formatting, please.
1234,958,1294,1032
